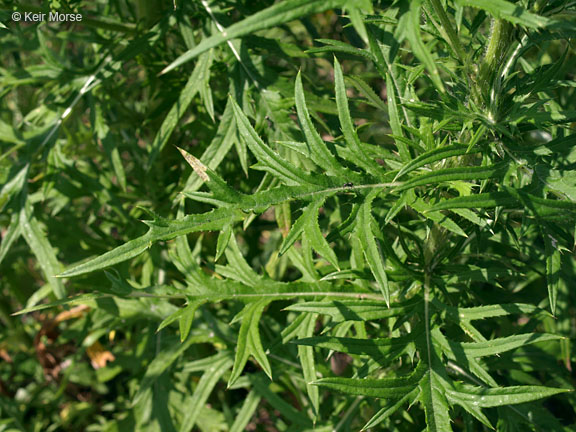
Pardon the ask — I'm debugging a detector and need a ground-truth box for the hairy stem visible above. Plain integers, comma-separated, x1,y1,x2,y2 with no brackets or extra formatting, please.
478,18,514,106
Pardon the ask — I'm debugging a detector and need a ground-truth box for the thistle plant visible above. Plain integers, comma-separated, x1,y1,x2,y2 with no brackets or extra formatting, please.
1,0,575,430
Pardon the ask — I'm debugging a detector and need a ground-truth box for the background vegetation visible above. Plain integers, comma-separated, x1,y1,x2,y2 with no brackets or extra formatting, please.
1,0,575,430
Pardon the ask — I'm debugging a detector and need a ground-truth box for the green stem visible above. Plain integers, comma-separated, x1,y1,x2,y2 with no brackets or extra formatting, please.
478,19,514,98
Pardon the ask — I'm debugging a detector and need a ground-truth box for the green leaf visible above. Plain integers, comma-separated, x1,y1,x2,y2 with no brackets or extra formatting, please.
345,75,387,112
385,73,411,163
543,228,562,316
454,398,494,429
440,302,545,321
161,0,361,74
180,353,235,432
312,376,415,398
385,191,411,225
498,186,576,219
133,335,200,407
249,374,313,427
296,313,320,417
395,145,477,180
13,293,108,316
295,71,349,178
182,98,238,193
446,384,571,408
528,194,576,219
20,202,66,298
228,184,336,212
215,223,233,261
450,208,488,228
59,208,244,278
442,333,564,358
412,199,468,238
0,212,20,266
356,190,389,304
397,0,445,92
228,300,273,387
395,164,507,193
220,235,262,286
178,146,243,205
305,205,339,269
432,328,498,388
0,166,27,212
230,96,320,186
310,39,374,60
362,388,419,430
535,166,576,201
230,390,262,432
179,300,204,342
334,58,384,179
428,192,519,211
347,4,371,44
148,51,213,169
279,204,309,255
285,297,420,321
293,333,415,359
156,304,192,334
419,371,452,432
101,135,127,191
313,362,425,398
455,0,551,28
280,197,339,268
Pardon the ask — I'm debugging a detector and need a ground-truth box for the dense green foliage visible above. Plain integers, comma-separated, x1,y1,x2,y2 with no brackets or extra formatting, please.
1,0,576,430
